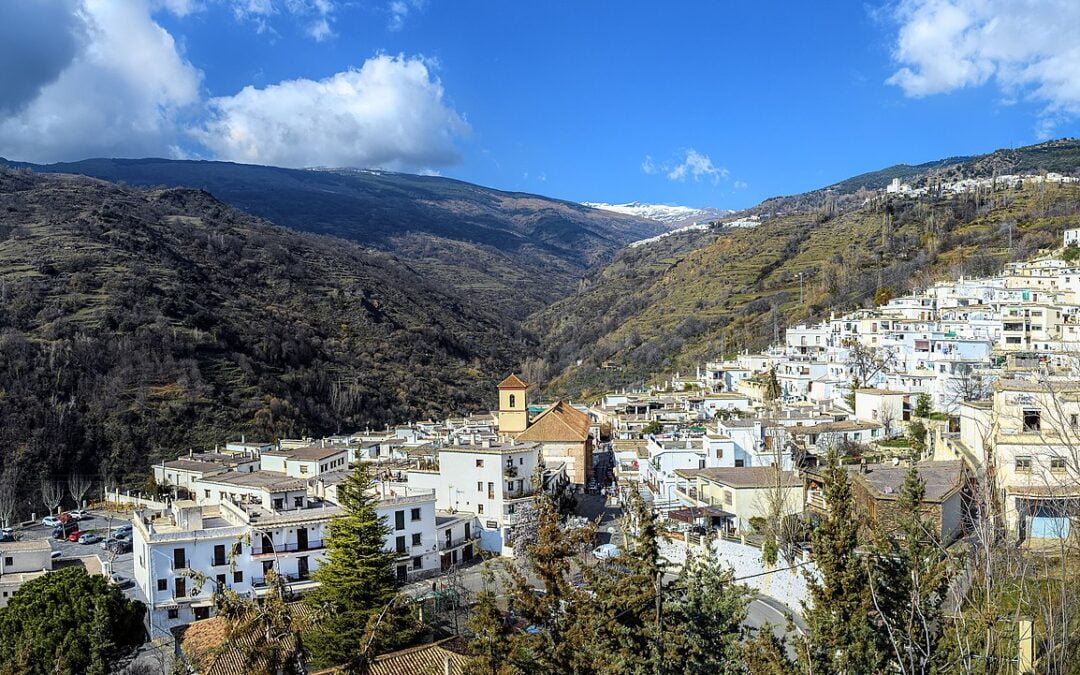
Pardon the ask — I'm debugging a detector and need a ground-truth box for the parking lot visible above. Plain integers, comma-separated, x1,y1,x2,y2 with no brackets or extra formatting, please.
13,509,144,604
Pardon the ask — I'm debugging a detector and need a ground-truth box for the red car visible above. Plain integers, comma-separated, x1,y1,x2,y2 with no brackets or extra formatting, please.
66,530,82,542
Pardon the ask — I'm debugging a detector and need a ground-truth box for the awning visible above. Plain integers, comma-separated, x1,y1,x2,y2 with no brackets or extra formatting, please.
668,506,734,524
190,600,213,609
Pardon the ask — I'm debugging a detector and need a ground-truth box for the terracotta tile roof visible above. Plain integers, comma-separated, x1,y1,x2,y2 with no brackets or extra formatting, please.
179,603,313,675
515,400,591,443
311,638,469,675
497,373,528,389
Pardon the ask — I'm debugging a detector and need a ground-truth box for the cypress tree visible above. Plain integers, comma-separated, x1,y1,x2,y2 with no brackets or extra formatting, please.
869,462,952,673
304,462,401,668
800,451,883,673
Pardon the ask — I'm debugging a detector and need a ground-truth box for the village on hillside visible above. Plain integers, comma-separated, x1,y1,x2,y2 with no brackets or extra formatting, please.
7,230,1080,671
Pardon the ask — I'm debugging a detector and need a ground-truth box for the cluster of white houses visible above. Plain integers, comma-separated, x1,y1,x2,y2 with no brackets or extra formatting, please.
135,375,582,633
594,229,1080,547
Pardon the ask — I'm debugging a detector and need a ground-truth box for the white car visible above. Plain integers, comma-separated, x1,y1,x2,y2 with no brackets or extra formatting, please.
42,516,60,528
68,509,89,520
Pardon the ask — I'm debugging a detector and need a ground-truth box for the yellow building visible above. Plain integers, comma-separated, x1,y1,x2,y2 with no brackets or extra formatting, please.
497,374,529,436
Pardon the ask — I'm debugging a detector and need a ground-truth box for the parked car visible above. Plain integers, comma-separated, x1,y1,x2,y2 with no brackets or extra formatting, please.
42,516,60,528
114,524,133,535
66,530,82,542
68,509,89,521
108,573,134,589
102,538,132,554
0,528,14,543
78,533,102,545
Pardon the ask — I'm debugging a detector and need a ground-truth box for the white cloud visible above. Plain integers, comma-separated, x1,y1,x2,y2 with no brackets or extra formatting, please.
194,54,469,170
228,0,335,39
388,0,425,31
0,0,202,162
734,180,748,190
666,149,728,184
886,0,1080,132
641,149,729,184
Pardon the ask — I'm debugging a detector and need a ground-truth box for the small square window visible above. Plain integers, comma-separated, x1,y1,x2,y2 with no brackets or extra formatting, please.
410,507,421,521
167,608,179,620
412,556,422,570
411,533,421,546
1051,457,1067,472
1016,456,1033,473
157,579,168,591
233,570,244,583
475,459,484,468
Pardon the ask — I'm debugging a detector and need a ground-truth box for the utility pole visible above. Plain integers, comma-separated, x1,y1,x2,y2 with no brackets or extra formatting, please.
654,568,663,674
798,272,804,305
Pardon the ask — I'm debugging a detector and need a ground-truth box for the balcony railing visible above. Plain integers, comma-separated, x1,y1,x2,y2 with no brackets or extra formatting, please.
439,534,479,551
251,573,311,588
252,540,324,556
807,491,827,511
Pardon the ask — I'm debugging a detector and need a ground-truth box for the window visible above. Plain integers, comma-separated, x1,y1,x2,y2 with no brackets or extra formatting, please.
273,498,284,510
3,557,11,566
396,536,406,554
294,496,304,508
395,510,405,531
475,459,484,468
1023,410,1041,432
487,482,494,499
477,481,483,492
1072,414,1078,429
464,523,471,539
1051,457,1067,473
1016,456,1033,473
174,578,186,598
299,465,308,474
213,544,226,566
413,556,423,570
233,570,243,583
486,520,498,529
216,573,227,588
509,394,516,407
724,491,733,506
173,547,186,569
477,504,483,514
167,608,179,620
411,507,421,521
157,579,167,592
412,533,421,546
204,490,210,499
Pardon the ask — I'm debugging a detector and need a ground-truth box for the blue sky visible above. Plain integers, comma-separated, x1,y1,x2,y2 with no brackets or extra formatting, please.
2,1,1079,211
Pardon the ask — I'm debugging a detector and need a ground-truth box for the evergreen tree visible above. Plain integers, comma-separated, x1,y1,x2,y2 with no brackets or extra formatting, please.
915,393,932,418
800,451,883,674
869,464,952,673
463,570,525,675
663,553,748,674
502,488,596,673
304,462,402,668
743,626,798,675
0,567,144,675
765,368,782,402
581,488,664,674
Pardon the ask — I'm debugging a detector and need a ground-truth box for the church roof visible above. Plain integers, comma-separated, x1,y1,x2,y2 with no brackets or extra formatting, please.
498,373,528,389
516,400,591,443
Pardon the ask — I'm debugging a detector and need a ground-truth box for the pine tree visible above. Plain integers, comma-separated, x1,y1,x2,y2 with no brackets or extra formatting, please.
915,393,932,418
800,451,883,673
663,553,748,674
743,625,798,675
502,488,596,673
463,570,525,675
304,462,402,668
869,463,952,673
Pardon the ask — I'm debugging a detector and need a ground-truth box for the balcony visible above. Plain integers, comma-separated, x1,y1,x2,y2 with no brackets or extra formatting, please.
251,573,311,588
251,540,324,557
504,465,519,478
439,534,479,551
807,491,827,512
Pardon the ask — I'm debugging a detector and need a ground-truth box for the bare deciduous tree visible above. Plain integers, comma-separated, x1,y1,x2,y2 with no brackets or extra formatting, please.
68,473,92,508
41,479,63,516
0,468,19,528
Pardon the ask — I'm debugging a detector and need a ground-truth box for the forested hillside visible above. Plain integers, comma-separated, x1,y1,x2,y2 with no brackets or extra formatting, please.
534,163,1080,394
0,169,530,495
0,158,664,319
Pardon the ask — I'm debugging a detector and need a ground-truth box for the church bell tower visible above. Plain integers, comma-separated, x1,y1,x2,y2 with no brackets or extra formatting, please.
497,373,529,436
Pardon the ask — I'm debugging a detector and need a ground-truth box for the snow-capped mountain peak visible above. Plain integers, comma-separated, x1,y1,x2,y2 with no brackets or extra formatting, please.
582,201,732,228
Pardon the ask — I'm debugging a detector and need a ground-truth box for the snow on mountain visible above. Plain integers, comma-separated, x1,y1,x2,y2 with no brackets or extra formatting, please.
582,201,732,229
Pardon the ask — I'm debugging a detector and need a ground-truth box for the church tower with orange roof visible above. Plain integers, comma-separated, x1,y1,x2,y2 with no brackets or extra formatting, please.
497,373,529,435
